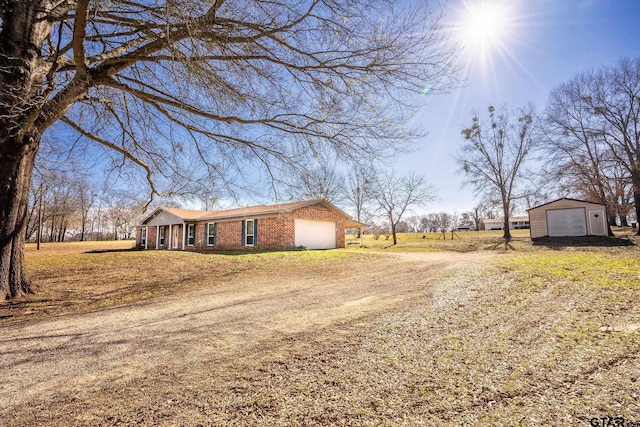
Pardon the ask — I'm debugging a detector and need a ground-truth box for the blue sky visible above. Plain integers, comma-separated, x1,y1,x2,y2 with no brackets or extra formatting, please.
400,0,640,214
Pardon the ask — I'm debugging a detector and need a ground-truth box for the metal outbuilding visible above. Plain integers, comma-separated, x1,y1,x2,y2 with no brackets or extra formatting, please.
527,198,608,238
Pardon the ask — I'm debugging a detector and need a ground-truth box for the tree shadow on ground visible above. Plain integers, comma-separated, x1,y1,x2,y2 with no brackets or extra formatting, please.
532,236,636,249
86,247,313,255
485,240,517,250
84,248,138,254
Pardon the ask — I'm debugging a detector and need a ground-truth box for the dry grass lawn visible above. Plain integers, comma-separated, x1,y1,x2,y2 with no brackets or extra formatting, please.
1,235,640,425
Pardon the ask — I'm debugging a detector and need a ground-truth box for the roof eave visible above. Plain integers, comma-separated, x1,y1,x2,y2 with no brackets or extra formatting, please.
527,197,606,211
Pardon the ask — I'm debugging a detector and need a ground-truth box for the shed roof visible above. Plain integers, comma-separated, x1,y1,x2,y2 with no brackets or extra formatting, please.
141,199,354,225
527,197,605,211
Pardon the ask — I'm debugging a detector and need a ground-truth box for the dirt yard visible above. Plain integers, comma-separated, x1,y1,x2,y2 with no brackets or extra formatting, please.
1,249,483,425
2,243,639,426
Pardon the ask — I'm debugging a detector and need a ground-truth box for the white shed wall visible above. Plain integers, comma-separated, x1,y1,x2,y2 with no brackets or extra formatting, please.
528,199,607,238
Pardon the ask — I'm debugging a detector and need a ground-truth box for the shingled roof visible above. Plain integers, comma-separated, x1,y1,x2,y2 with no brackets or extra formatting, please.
141,199,357,224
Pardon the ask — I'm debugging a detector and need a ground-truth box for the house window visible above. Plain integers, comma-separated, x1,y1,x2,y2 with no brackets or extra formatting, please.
245,219,255,246
207,223,217,246
187,224,196,246
159,227,166,247
141,228,147,247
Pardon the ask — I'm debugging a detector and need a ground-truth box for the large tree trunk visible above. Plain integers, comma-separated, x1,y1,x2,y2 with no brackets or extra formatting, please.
0,133,39,299
628,171,640,236
391,221,397,245
634,185,640,236
502,199,512,240
1,2,57,299
620,215,629,227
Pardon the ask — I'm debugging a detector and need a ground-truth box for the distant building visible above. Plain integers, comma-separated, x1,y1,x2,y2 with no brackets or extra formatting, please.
482,216,530,231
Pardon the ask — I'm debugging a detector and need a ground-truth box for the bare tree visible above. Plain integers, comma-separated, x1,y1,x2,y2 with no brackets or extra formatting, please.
29,170,83,243
449,211,460,239
0,1,457,299
456,105,537,239
87,198,110,241
420,215,432,233
76,178,95,241
405,215,422,233
470,203,485,231
283,163,344,204
458,212,474,230
25,183,43,242
543,72,617,231
181,185,220,211
344,165,374,237
104,200,142,240
429,212,452,239
371,170,436,245
574,58,640,233
395,221,409,233
25,169,99,242
541,58,640,231
603,163,634,226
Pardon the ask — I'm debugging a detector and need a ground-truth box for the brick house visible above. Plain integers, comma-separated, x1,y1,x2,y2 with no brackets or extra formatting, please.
135,199,361,250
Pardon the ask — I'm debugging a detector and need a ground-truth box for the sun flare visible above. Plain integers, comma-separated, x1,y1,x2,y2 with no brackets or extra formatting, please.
459,1,511,53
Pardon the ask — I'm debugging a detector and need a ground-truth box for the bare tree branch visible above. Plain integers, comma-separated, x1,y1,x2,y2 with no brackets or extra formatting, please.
456,105,538,239
59,115,158,208
0,0,457,299
371,170,436,245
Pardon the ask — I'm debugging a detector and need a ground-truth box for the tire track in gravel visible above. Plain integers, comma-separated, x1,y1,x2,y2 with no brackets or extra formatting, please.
0,251,485,410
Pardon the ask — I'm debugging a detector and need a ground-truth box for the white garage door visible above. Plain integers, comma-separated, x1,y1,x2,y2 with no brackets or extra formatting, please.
295,219,336,249
546,208,587,237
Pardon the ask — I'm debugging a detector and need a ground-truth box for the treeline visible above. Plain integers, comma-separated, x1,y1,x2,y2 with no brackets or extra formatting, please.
25,171,143,243
364,209,497,237
541,57,640,226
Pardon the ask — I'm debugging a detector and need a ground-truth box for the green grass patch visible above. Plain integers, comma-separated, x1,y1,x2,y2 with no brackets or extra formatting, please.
502,251,640,289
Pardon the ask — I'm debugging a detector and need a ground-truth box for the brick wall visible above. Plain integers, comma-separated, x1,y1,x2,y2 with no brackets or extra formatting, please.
181,217,293,251
215,220,243,250
255,215,294,249
195,223,206,248
147,227,157,249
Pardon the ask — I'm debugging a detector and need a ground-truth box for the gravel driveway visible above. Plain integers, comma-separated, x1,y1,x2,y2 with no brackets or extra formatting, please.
1,251,483,424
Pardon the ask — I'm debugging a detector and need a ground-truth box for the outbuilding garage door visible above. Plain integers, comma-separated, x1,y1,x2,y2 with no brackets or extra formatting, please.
546,208,587,237
294,219,336,249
